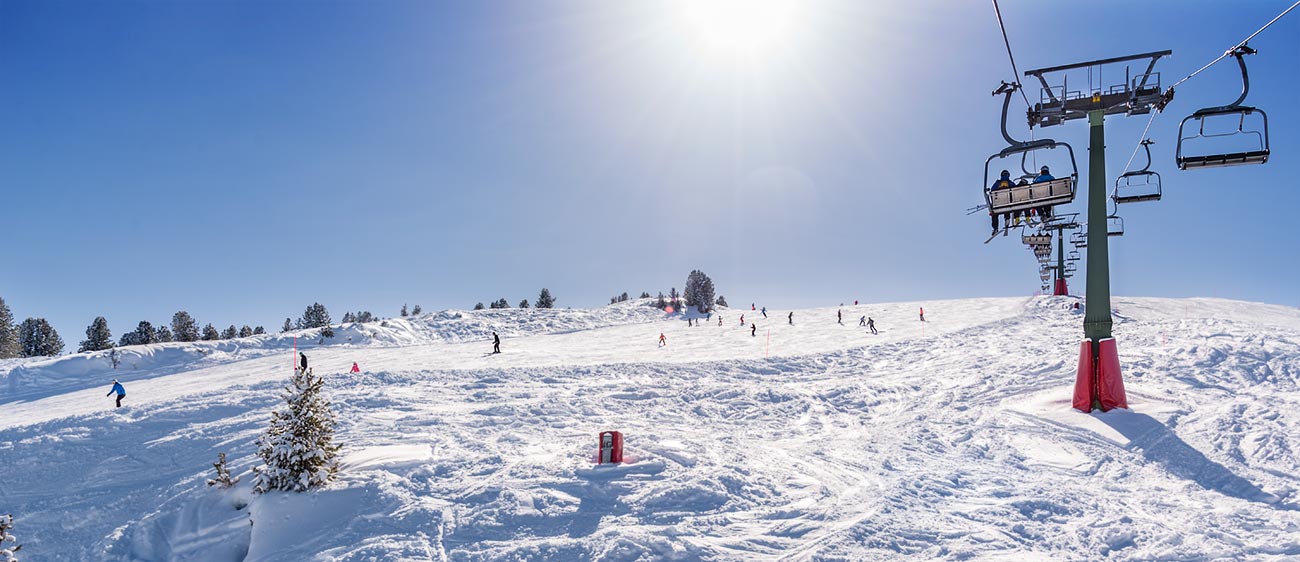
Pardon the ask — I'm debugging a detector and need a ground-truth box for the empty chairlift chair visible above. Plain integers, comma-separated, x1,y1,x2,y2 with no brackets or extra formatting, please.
1115,139,1162,204
1107,215,1125,237
1176,46,1270,170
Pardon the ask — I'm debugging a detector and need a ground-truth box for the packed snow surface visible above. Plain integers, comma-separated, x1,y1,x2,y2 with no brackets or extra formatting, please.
3,296,1300,561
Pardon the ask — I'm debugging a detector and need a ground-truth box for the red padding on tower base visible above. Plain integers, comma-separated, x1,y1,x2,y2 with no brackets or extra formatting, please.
1073,340,1094,412
1054,278,1069,296
1096,338,1128,411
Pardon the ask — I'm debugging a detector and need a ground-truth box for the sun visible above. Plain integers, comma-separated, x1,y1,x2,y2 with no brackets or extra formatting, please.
680,0,798,56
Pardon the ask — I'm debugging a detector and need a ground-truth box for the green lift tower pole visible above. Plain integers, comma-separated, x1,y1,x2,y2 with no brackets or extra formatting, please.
1083,109,1112,343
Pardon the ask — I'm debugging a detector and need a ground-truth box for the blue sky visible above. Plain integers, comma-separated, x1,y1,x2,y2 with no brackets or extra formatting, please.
2,0,1297,344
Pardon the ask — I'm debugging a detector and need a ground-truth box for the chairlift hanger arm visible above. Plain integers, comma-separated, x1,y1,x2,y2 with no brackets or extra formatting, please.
1024,50,1173,78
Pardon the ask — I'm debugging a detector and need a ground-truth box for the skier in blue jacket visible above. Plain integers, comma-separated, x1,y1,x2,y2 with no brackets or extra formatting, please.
1033,166,1056,220
107,379,126,408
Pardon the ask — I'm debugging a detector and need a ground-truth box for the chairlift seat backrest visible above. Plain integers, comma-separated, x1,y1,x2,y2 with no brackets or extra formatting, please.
1114,170,1162,204
989,178,1075,214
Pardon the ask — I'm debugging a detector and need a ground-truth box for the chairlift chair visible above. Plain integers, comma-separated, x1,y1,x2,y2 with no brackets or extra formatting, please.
1176,46,1270,170
1115,139,1162,204
1107,215,1125,237
1065,263,1078,274
1022,233,1052,246
1067,249,1080,261
1070,231,1087,248
984,82,1079,217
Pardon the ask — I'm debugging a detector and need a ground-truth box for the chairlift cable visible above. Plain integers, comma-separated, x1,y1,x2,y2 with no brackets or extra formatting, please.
992,0,1033,109
1168,0,1300,91
1119,110,1159,177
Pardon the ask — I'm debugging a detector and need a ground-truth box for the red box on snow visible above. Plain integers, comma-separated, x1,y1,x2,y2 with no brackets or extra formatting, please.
599,431,623,464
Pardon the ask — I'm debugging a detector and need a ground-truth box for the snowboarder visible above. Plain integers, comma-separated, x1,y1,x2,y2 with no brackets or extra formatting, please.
761,307,767,318
659,333,667,346
492,331,501,354
859,315,867,327
788,311,793,325
350,362,360,373
919,307,925,322
867,317,877,335
751,323,757,337
299,352,308,373
107,379,126,408
838,309,843,325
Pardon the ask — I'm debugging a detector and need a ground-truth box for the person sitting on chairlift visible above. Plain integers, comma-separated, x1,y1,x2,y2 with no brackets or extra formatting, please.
1032,166,1055,221
991,170,1013,234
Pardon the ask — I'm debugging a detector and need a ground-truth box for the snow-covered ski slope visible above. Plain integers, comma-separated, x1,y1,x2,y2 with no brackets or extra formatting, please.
3,296,1300,561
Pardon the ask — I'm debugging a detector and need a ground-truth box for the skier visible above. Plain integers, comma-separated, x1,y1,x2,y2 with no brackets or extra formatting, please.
859,315,867,327
687,318,693,327
837,309,843,325
761,307,767,318
788,311,793,325
492,331,501,354
990,169,1013,234
751,303,756,311
107,379,126,408
659,333,667,346
740,314,745,325
718,316,723,326
350,362,360,373
299,352,308,373
751,323,757,337
855,300,858,306
867,317,877,335
919,307,925,322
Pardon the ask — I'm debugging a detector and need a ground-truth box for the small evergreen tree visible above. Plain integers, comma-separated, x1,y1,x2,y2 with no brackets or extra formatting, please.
0,297,18,359
79,316,114,353
716,295,729,308
0,513,20,561
172,311,199,342
400,304,408,317
282,318,293,332
342,312,355,323
207,452,240,489
221,325,238,339
320,325,335,339
621,292,630,302
202,324,220,341
684,270,716,314
253,326,265,335
490,298,509,309
253,367,340,493
119,321,156,346
155,325,174,343
411,305,422,315
535,288,555,309
356,311,375,323
239,325,253,338
518,299,529,309
299,303,332,329
639,291,651,299
473,302,485,310
18,318,63,357
669,287,680,308
655,292,667,309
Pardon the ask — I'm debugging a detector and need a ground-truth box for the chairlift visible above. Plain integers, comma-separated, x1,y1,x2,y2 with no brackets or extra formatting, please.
1065,263,1078,274
1114,139,1162,204
1107,215,1125,237
984,82,1079,217
1068,249,1080,261
1022,233,1052,246
1176,46,1270,170
1070,231,1087,248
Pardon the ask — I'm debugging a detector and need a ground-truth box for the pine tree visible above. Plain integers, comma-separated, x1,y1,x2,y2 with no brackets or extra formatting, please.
356,311,374,323
155,325,174,343
684,270,716,314
18,318,63,357
172,311,199,342
620,292,630,302
400,304,409,317
669,287,680,308
716,295,729,308
639,292,651,299
473,302,485,310
518,299,529,309
79,316,114,353
655,292,667,309
253,367,340,493
0,513,20,561
0,297,19,359
411,305,422,315
490,298,509,309
202,324,220,341
221,325,238,339
299,303,331,329
535,288,555,309
253,326,265,335
239,325,253,338
282,318,293,332
207,452,240,489
320,325,334,339
342,312,355,323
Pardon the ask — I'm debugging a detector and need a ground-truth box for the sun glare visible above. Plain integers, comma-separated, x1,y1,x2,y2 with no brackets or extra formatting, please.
681,0,798,56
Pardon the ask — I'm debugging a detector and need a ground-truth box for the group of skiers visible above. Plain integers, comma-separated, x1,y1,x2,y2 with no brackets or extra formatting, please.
989,165,1057,235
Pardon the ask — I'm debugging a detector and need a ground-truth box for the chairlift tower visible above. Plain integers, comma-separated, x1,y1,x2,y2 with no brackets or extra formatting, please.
1023,50,1172,412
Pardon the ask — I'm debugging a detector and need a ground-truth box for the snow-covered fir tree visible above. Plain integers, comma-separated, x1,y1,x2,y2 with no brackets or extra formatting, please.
401,304,409,317
535,288,555,309
0,513,20,561
0,297,19,359
253,326,265,335
253,367,340,493
518,299,529,309
281,318,293,332
684,270,716,314
207,452,240,489
656,292,667,309
490,298,509,309
119,320,156,347
155,325,173,343
342,312,355,323
355,311,374,323
716,295,729,308
79,316,114,353
171,311,199,342
299,303,331,329
202,323,220,341
411,305,421,315
239,325,253,338
473,303,485,310
669,287,680,308
639,292,651,299
221,325,238,339
18,318,63,357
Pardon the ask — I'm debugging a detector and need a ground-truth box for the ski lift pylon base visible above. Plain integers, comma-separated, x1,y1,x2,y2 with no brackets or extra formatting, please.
1054,278,1069,296
1073,338,1128,412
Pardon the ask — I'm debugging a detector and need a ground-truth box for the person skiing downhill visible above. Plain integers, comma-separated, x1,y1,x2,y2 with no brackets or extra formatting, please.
718,316,723,326
859,315,867,327
299,352,308,372
350,362,361,373
659,333,667,346
838,309,843,325
492,331,501,354
867,317,878,335
919,307,926,322
788,312,793,325
740,314,745,325
761,307,767,318
107,379,126,408
751,323,757,337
